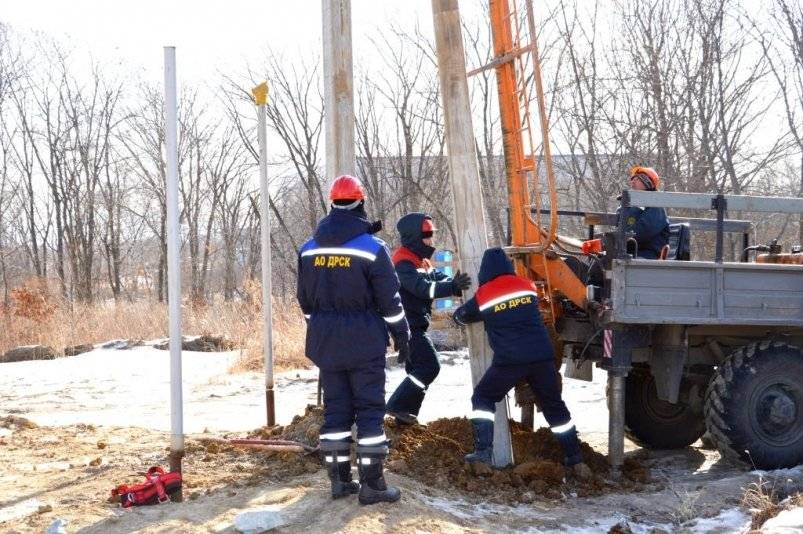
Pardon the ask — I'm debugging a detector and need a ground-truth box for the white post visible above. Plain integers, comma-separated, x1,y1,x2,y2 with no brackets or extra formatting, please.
164,46,184,486
252,82,275,426
322,0,356,178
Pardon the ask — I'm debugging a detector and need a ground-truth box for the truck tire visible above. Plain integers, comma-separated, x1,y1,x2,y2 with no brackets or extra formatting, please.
704,341,803,469
624,367,706,449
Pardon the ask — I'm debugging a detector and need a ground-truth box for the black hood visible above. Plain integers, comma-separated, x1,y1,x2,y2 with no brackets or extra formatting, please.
314,208,371,247
478,247,515,285
397,212,435,259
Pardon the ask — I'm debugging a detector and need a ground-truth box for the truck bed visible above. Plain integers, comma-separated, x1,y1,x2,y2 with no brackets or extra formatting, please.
607,259,803,327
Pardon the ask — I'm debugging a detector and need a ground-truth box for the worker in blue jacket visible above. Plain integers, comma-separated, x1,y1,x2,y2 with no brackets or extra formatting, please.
453,247,591,479
621,166,670,259
385,213,471,425
297,175,410,505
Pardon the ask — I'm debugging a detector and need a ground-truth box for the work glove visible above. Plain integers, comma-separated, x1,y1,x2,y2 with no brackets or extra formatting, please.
451,270,471,295
393,334,410,365
368,220,383,234
451,309,467,328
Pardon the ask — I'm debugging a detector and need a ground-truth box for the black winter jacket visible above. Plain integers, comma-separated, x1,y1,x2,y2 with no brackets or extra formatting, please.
297,209,410,370
453,248,554,365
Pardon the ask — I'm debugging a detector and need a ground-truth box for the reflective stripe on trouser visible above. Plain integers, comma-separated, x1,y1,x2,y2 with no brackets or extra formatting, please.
471,360,572,425
386,330,439,416
356,440,389,466
319,363,386,441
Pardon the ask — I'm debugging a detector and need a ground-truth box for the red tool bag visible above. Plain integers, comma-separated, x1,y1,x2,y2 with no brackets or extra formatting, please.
111,466,182,508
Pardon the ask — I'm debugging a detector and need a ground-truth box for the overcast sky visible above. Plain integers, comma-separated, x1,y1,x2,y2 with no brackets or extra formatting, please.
0,1,489,84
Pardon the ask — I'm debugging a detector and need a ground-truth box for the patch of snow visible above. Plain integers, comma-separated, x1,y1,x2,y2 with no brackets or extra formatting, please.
751,466,803,478
234,506,287,533
0,343,610,438
761,506,803,532
683,507,750,533
0,498,42,524
45,518,68,534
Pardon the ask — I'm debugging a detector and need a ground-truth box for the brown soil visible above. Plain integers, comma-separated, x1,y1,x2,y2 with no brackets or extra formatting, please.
253,406,648,504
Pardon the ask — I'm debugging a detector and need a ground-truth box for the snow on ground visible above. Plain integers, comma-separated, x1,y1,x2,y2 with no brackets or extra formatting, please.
2,343,800,532
0,344,608,437
761,506,803,532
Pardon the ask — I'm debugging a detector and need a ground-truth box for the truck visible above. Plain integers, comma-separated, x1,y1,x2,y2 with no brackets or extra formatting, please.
484,0,803,474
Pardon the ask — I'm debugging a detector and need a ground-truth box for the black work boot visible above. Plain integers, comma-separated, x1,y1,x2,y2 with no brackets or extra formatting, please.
553,422,590,479
322,450,359,499
386,377,426,425
357,457,401,505
464,418,494,465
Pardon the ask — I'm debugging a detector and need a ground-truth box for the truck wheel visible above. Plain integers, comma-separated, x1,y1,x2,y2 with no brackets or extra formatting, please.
624,367,705,449
704,341,803,469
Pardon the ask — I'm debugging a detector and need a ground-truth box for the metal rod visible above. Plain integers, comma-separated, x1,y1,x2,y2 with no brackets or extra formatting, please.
741,231,750,262
521,402,534,430
713,194,726,263
607,373,625,479
616,191,630,259
466,43,535,77
164,46,184,501
253,83,275,427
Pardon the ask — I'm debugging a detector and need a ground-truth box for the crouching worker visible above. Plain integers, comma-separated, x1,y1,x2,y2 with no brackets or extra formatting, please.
452,247,591,479
297,175,410,505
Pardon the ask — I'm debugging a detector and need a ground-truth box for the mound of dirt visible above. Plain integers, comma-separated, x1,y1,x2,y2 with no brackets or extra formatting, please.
1,345,57,363
0,414,39,430
252,405,324,448
248,407,648,503
155,335,237,352
386,418,628,502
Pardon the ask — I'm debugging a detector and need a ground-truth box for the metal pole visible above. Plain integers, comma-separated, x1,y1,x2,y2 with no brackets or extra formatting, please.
322,0,356,178
164,46,183,496
713,194,727,263
607,373,625,479
252,83,275,427
431,0,513,467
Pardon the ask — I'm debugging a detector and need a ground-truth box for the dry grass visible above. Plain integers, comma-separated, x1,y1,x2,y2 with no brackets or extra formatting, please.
741,476,802,532
0,278,308,372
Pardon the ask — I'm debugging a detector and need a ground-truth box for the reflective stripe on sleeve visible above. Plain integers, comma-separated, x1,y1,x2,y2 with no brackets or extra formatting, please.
429,282,436,299
469,410,495,421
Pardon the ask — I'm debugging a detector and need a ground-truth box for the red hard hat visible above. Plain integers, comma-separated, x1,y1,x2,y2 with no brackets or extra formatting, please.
329,175,365,201
421,218,436,233
629,166,660,190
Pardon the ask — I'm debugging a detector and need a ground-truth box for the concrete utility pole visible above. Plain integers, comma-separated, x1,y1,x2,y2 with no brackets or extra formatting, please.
322,0,356,179
431,0,513,467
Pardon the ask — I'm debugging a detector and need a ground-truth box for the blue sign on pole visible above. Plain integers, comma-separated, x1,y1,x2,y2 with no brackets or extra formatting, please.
433,250,454,309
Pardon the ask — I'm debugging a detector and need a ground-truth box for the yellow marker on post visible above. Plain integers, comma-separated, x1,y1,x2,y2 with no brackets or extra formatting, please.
252,82,269,106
